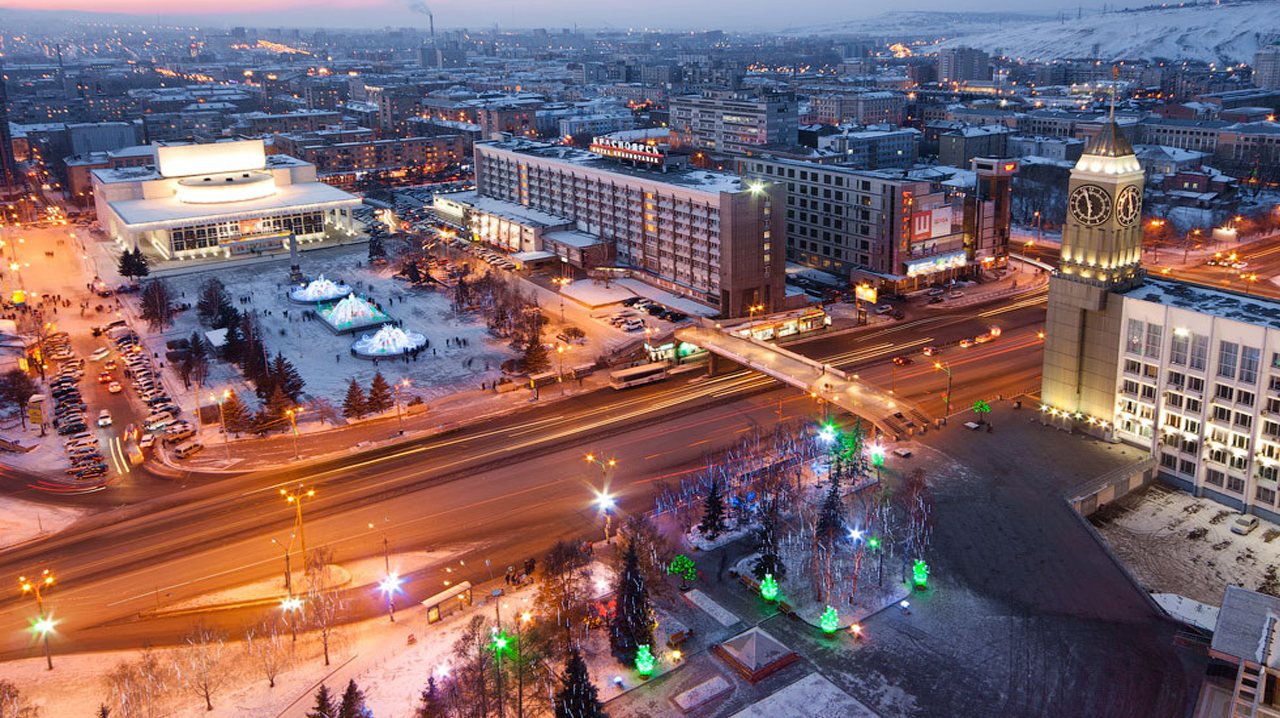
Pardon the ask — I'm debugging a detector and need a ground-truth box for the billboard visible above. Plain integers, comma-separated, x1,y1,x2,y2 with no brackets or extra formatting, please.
912,207,954,241
854,284,878,304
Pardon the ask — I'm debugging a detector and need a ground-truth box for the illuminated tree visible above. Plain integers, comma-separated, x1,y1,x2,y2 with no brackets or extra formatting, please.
610,541,654,664
820,606,839,633
698,478,727,540
667,554,696,590
554,649,605,718
635,645,655,676
760,574,778,602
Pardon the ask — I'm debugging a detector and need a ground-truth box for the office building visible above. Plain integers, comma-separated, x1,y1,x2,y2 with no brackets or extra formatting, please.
0,57,23,200
92,139,361,262
670,90,799,155
1253,46,1280,89
937,47,991,84
444,136,784,316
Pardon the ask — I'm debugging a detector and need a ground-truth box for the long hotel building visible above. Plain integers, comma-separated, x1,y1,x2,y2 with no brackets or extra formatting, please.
446,136,785,316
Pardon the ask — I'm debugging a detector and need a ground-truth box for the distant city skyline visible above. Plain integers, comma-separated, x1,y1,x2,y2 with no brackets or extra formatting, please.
0,0,1114,31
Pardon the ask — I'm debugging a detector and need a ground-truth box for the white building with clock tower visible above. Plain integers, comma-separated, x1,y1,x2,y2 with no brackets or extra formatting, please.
1041,118,1280,522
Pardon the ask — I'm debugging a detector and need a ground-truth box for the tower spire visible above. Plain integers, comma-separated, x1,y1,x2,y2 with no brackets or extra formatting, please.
1109,65,1118,122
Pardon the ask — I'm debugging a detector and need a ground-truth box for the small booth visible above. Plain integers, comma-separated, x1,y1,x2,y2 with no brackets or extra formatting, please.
422,580,473,623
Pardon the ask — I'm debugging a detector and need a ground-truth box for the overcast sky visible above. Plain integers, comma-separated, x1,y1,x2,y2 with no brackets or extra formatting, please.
0,0,1092,31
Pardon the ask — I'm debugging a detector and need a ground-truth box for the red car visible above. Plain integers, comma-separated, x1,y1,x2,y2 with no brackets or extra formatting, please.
97,372,113,383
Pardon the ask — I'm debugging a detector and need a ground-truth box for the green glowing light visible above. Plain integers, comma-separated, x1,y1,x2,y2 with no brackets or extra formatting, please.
635,644,655,675
761,573,778,602
913,559,929,589
820,606,839,633
868,537,880,549
870,444,885,467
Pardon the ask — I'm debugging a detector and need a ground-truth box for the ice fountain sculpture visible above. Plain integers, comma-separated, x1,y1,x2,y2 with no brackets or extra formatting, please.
352,324,427,357
289,275,352,303
319,293,391,330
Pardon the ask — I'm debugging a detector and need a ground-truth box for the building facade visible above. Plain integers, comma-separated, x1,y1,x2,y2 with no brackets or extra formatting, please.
937,47,991,84
92,139,361,262
459,137,785,316
670,90,799,156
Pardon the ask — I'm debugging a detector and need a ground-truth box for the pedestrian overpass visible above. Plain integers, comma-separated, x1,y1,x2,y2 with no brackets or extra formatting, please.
674,324,932,439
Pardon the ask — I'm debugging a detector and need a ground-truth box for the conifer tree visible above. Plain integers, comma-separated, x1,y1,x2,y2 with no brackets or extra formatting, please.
816,471,844,543
366,371,393,413
518,330,550,374
753,498,786,580
342,379,367,420
197,278,231,327
337,680,372,718
554,649,606,718
270,352,306,402
305,684,337,718
413,677,446,718
609,540,654,664
698,478,728,540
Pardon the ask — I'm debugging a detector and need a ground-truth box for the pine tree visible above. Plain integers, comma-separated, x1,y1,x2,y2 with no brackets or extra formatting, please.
270,352,306,402
265,385,293,421
342,379,367,420
518,330,549,374
366,371,393,413
698,478,727,540
816,472,844,543
405,261,422,284
219,390,252,434
197,278,231,327
413,677,446,718
305,684,337,718
139,280,174,331
117,248,147,281
609,540,654,664
337,679,372,718
554,649,606,718
130,247,150,278
753,498,786,581
368,235,385,262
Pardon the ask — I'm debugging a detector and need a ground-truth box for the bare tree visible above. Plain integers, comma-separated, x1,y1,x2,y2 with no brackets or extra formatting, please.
244,621,292,688
174,623,229,711
0,679,40,718
452,616,495,718
535,540,591,656
139,280,175,332
306,547,345,666
106,647,170,718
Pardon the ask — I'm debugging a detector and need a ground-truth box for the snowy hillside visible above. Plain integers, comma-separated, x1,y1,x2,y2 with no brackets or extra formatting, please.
783,11,1050,39
935,0,1280,65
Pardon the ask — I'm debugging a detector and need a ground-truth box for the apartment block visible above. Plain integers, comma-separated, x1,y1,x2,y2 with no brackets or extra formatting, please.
670,90,799,155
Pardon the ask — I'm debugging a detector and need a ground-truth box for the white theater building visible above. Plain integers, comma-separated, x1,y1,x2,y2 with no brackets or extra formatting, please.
92,139,362,262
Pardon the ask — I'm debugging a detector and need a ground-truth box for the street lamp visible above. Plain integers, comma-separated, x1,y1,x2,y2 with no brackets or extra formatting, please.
552,276,570,322
209,389,231,460
368,520,397,622
933,360,952,422
271,536,299,641
284,408,301,459
394,378,411,435
747,303,765,335
594,489,616,543
587,453,617,541
280,484,315,561
19,569,55,670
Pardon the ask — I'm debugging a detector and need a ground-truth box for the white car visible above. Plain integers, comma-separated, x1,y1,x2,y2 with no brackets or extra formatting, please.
89,347,111,361
1232,515,1260,535
97,409,112,427
138,433,155,449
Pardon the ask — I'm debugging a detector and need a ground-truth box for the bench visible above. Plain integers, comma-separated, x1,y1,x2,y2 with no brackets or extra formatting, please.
737,574,758,591
667,628,693,649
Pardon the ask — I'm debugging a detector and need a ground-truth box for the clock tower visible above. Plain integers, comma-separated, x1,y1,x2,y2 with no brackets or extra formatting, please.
1041,119,1146,436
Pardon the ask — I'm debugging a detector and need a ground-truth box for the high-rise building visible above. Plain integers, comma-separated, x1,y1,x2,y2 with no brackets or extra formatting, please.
1253,45,1280,89
0,57,22,200
937,47,991,84
670,90,798,155
1041,120,1146,434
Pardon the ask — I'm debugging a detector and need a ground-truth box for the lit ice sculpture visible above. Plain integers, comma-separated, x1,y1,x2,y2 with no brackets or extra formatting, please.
352,325,427,357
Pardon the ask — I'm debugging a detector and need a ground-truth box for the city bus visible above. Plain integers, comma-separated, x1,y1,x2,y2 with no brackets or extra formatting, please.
609,361,669,389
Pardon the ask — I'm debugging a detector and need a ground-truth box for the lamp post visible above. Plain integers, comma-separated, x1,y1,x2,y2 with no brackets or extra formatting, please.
271,537,299,641
285,408,301,459
934,360,952,422
555,345,566,391
19,569,55,670
747,303,765,336
280,484,314,563
210,390,231,460
394,378,411,435
369,521,397,622
552,276,570,323
594,489,615,543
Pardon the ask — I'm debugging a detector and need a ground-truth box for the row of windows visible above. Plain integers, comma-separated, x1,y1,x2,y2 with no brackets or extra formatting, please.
1129,319,1264,384
170,212,324,253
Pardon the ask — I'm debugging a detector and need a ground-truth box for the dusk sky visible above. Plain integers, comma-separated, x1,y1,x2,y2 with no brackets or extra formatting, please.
0,0,1079,30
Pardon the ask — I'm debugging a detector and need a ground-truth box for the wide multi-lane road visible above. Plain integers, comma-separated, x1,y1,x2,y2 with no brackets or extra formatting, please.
0,290,1047,659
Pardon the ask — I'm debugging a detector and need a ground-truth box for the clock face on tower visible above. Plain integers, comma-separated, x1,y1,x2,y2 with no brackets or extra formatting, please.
1115,185,1142,227
1069,184,1112,226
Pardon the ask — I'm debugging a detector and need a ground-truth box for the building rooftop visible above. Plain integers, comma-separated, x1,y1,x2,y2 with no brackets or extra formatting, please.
1084,121,1135,158
106,181,360,228
480,138,748,194
440,189,570,228
1211,585,1280,666
1122,277,1280,330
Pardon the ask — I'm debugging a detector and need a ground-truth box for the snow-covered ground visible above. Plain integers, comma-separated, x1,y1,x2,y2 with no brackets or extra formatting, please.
934,0,1280,64
0,495,87,549
728,673,878,718
1092,482,1280,606
142,245,517,414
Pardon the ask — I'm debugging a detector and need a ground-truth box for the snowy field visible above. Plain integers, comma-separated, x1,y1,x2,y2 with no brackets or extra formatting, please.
1092,482,1280,606
148,245,517,412
0,495,87,549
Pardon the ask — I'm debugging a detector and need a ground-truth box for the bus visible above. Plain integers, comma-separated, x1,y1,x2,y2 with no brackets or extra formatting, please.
609,362,670,390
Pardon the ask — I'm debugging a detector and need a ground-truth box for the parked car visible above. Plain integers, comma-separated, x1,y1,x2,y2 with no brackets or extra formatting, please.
172,442,205,459
876,304,893,315
138,433,156,449
97,409,112,427
1232,515,1260,535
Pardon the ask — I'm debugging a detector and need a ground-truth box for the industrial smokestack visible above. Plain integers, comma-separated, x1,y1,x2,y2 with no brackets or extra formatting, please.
408,1,434,38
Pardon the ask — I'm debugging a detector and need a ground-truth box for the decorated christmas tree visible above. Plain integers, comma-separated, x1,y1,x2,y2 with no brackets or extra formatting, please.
635,644,655,676
760,573,778,602
820,606,839,633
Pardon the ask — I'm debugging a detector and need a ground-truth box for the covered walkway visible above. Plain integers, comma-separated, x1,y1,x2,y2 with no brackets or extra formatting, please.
675,324,931,437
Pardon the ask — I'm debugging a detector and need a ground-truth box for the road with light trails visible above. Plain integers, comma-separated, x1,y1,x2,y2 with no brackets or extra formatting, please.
0,291,1047,659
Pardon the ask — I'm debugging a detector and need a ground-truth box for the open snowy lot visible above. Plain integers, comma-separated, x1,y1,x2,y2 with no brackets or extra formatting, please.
1092,481,1280,606
146,245,518,412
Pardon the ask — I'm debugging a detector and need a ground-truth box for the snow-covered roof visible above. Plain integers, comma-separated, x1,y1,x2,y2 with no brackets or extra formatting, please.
1123,277,1280,331
438,190,570,229
107,181,360,228
1212,586,1280,666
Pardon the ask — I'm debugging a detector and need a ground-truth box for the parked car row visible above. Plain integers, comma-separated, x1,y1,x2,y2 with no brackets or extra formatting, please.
607,312,648,333
449,237,517,270
620,296,689,323
111,330,182,431
50,353,108,480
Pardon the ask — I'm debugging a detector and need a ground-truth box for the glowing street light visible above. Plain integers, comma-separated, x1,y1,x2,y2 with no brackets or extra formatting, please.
280,484,315,560
818,423,837,444
272,536,300,641
19,569,55,669
377,573,402,623
594,489,616,542
933,360,953,421
209,389,232,459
